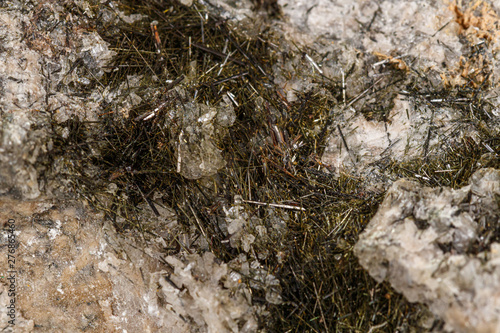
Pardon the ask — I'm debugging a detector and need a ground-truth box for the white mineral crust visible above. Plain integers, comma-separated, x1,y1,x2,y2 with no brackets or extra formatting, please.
354,168,500,333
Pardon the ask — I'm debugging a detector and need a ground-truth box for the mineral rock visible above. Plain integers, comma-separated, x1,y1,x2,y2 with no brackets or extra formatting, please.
354,168,500,333
0,197,260,332
176,101,229,179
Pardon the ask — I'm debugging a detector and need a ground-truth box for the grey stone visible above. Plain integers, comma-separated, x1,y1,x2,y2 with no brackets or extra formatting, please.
354,168,500,333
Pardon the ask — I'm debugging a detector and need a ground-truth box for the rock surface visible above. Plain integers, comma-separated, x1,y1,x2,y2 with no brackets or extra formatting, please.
0,197,260,332
354,168,500,333
210,0,500,178
0,0,118,199
0,0,499,331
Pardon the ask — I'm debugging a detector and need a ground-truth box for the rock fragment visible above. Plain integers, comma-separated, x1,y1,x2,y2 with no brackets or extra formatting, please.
354,168,500,333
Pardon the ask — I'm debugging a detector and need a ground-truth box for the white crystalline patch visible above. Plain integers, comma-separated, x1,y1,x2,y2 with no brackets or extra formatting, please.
198,109,217,123
80,31,116,65
321,92,466,174
115,9,146,24
98,252,125,273
179,0,193,6
56,284,64,294
241,234,256,253
322,96,420,170
176,102,227,179
47,220,62,240
158,252,258,332
354,169,500,333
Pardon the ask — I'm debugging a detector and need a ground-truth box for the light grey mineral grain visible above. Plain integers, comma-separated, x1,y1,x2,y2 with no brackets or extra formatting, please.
176,100,231,179
354,168,500,333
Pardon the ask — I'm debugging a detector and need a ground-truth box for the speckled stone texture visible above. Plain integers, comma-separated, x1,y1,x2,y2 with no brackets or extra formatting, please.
354,168,500,333
0,197,262,332
0,198,185,332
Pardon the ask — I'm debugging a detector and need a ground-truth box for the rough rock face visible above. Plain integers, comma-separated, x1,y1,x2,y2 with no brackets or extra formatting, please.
298,0,499,177
0,197,178,332
1,0,498,331
0,0,118,199
211,0,500,179
354,168,500,333
277,0,463,70
0,197,259,332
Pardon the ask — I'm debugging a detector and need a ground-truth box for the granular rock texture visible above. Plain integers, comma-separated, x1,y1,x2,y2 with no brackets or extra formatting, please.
0,198,260,332
0,0,119,199
354,168,500,333
1,0,499,331
0,197,175,332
